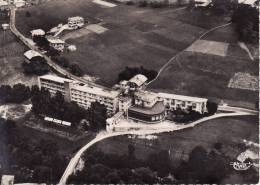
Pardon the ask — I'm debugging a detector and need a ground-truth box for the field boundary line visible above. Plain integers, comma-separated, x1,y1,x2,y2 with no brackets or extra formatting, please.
146,22,232,87
9,7,108,90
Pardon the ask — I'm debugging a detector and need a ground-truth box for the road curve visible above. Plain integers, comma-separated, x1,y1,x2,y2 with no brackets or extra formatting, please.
58,109,256,185
9,7,108,89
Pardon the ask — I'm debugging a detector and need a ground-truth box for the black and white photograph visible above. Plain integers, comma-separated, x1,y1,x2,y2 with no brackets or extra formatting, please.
0,0,259,184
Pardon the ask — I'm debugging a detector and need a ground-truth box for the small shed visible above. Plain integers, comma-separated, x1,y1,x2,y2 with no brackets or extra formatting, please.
30,29,45,37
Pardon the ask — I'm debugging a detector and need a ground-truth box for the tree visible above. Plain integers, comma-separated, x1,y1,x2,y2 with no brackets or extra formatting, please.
206,101,218,115
118,66,158,82
128,144,135,159
70,64,84,77
33,35,49,49
89,102,107,131
232,4,259,43
25,11,31,17
22,57,49,75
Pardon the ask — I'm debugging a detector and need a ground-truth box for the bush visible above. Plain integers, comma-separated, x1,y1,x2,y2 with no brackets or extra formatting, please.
70,63,84,77
126,1,134,5
150,1,165,8
118,66,157,82
206,101,218,115
232,4,259,43
25,11,31,17
52,57,84,77
0,84,31,104
22,56,49,75
138,1,148,7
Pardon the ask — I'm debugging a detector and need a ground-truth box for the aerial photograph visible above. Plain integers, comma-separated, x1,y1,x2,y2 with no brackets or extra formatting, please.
0,0,259,184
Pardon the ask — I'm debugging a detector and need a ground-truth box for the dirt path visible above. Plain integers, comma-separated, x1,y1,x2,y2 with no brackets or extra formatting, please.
238,41,254,61
146,22,232,87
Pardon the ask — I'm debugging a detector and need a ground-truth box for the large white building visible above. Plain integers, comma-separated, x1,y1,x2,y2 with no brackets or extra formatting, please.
38,75,120,115
158,92,208,114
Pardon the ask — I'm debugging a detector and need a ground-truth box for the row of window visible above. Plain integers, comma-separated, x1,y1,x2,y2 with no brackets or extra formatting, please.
71,90,113,102
151,115,164,121
41,82,65,90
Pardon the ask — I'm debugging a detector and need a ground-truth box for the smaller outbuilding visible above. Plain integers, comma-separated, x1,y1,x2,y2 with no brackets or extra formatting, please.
47,37,65,51
30,29,45,37
1,23,9,30
128,74,148,89
24,50,43,63
68,16,85,29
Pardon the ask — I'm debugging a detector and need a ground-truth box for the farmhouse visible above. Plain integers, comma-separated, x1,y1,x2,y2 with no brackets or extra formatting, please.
30,29,45,37
24,50,43,63
38,75,120,115
47,37,65,51
68,16,85,29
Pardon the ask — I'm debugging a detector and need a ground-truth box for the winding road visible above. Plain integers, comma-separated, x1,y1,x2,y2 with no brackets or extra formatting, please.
8,6,258,185
58,105,257,185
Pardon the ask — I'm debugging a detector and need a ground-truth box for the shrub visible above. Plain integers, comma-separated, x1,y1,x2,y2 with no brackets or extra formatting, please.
138,1,148,7
126,1,134,5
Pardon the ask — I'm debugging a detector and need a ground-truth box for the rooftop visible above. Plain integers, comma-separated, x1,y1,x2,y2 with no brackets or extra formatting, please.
238,0,257,5
0,0,8,6
39,74,73,84
47,37,65,44
129,74,148,87
68,16,84,21
158,92,207,103
135,90,158,102
24,50,42,60
129,101,165,115
30,29,45,35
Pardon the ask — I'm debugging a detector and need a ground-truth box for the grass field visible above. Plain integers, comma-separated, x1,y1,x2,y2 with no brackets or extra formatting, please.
0,30,38,86
16,1,230,86
149,23,259,107
89,115,258,183
15,1,258,106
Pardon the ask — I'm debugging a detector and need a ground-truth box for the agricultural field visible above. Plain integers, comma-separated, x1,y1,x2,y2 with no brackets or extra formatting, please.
15,0,258,106
15,0,230,86
0,30,37,86
149,24,259,108
89,115,259,183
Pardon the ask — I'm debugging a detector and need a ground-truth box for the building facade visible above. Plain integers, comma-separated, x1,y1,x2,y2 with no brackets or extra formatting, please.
47,37,65,51
158,92,208,114
128,90,166,123
38,75,120,115
68,16,85,29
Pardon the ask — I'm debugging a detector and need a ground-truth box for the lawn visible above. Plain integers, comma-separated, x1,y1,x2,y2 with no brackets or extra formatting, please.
15,0,230,86
89,115,258,183
149,23,259,107
149,51,258,105
94,115,258,158
0,30,38,86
